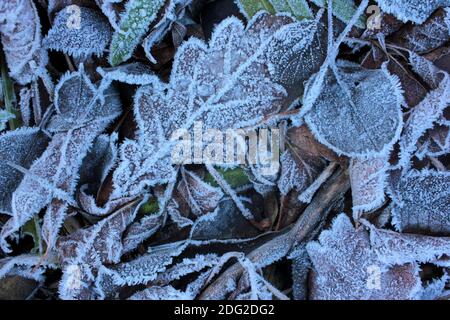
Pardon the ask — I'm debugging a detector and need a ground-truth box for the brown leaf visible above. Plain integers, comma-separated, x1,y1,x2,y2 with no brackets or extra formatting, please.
388,8,450,54
307,214,422,300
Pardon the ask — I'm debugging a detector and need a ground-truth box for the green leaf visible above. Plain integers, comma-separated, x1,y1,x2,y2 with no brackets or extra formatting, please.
108,0,165,66
236,0,313,20
310,0,366,29
204,167,250,189
22,216,42,254
139,197,159,215
0,50,20,130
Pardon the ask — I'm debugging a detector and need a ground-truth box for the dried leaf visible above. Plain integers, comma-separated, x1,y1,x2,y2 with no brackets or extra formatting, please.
278,150,318,195
349,155,388,218
0,0,48,84
0,66,122,252
57,201,139,299
368,223,450,266
375,0,450,24
97,62,158,85
391,8,450,53
0,254,49,282
191,199,261,240
304,61,404,157
398,73,449,167
409,52,444,89
307,214,423,300
112,13,313,197
177,168,223,216
391,169,450,235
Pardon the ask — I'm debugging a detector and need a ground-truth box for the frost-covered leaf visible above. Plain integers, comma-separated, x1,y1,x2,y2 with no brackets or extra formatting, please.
177,168,223,216
392,8,450,54
129,285,191,299
0,67,122,252
391,170,450,235
307,214,423,300
0,254,51,282
409,52,444,89
311,0,366,28
78,188,133,217
375,0,450,24
78,133,118,190
289,244,310,300
48,65,121,132
97,241,186,291
420,274,449,300
108,0,166,66
235,0,313,20
57,200,139,299
349,155,388,219
0,127,49,215
18,87,31,127
155,253,220,284
304,61,404,157
122,211,164,253
112,13,310,197
97,62,159,85
44,6,112,59
0,0,48,84
142,0,193,62
111,139,175,198
267,11,327,100
398,73,449,167
417,123,450,159
96,0,123,29
367,223,450,266
278,149,318,196
57,200,139,267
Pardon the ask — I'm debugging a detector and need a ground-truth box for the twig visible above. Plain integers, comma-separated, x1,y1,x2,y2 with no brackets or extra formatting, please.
298,162,338,203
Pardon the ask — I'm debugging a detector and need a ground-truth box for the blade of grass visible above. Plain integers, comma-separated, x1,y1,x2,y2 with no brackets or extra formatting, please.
0,48,21,130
